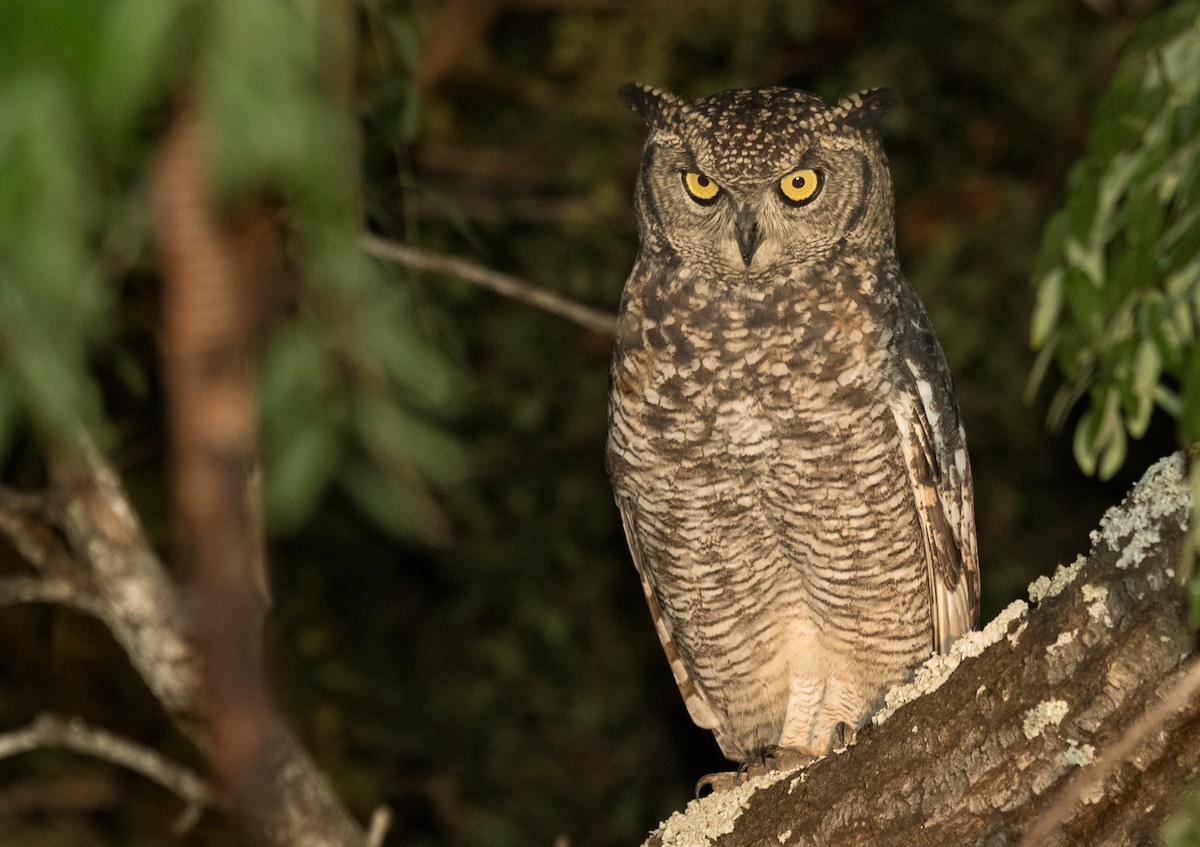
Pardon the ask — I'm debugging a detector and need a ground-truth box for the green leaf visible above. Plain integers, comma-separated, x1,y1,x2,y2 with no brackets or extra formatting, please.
88,0,186,146
259,323,326,417
1073,405,1099,477
1129,339,1161,437
1180,341,1200,445
1031,268,1064,348
1061,266,1105,344
355,396,466,487
364,285,461,408
1063,161,1102,246
339,459,451,545
388,16,422,71
264,414,340,532
1097,417,1127,480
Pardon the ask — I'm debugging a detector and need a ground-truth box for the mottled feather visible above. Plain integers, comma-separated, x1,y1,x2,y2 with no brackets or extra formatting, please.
608,84,979,762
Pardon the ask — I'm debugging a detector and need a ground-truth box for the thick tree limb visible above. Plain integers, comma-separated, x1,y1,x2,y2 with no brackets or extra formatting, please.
646,453,1198,847
148,97,368,847
153,89,273,821
360,232,619,335
1020,654,1200,846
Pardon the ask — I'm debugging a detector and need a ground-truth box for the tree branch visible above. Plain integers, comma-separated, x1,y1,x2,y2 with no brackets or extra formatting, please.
0,487,76,576
366,805,393,847
0,713,214,820
149,97,369,847
1019,654,1200,846
644,453,1199,847
360,232,619,335
48,434,203,722
0,575,104,616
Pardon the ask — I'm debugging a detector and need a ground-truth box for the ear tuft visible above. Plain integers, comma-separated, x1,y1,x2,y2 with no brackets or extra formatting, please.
834,88,897,132
618,83,687,129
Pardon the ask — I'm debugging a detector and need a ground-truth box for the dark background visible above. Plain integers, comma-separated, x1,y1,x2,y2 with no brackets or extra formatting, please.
0,1,1179,845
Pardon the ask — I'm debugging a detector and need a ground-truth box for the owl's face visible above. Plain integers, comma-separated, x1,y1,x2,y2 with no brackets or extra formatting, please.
622,85,897,276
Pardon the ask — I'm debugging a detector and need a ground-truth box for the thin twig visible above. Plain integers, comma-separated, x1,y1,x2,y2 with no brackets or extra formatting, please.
0,713,215,828
1017,655,1200,847
0,575,105,616
360,232,618,335
366,805,393,847
0,487,75,575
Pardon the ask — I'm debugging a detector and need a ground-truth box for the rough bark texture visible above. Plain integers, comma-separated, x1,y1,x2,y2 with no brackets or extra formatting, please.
647,453,1199,847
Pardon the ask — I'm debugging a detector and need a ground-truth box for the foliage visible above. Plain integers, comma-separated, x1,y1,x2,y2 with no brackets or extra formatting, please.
1168,786,1200,847
1030,2,1200,480
0,0,461,540
1026,6,1200,839
0,1,1184,846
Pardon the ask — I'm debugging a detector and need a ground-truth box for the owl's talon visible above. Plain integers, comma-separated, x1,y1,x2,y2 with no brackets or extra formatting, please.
764,746,817,772
697,748,816,797
695,770,741,797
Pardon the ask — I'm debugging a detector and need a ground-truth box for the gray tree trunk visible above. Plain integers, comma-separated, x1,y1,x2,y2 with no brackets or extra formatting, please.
646,453,1200,847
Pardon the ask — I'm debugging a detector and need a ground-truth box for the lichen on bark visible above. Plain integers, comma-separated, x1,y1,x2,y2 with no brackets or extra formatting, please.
642,453,1199,847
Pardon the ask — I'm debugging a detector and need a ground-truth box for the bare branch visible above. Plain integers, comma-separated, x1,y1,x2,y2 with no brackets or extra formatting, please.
49,434,203,720
0,575,104,616
360,232,619,335
0,487,47,514
0,487,76,576
366,806,393,847
0,713,215,816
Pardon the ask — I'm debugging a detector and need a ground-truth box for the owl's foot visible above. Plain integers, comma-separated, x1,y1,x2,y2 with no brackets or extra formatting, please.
830,721,859,752
764,745,817,771
695,747,816,797
694,770,741,797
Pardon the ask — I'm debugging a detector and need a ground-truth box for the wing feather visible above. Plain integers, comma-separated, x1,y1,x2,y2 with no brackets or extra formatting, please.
615,499,723,731
890,330,980,654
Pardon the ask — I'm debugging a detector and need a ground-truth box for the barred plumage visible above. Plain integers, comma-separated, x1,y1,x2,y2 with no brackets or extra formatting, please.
607,84,979,762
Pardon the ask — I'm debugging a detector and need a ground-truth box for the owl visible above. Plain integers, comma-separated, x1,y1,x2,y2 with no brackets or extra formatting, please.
606,84,979,765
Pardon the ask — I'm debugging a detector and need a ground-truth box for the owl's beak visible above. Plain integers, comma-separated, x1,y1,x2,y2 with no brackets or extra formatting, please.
734,209,761,267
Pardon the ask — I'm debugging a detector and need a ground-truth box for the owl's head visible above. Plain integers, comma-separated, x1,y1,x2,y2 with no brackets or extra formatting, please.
621,84,896,276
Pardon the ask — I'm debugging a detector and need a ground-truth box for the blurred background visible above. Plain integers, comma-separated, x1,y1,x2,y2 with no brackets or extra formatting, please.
0,0,1185,844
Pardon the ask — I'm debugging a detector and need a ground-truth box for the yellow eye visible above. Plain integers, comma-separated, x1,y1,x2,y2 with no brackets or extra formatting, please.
779,169,822,205
682,171,720,204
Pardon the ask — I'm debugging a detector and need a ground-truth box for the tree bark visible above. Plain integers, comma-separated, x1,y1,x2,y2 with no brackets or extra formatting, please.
36,437,371,847
646,453,1199,847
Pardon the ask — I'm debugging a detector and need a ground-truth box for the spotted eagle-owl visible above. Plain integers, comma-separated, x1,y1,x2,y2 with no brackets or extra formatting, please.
606,84,980,763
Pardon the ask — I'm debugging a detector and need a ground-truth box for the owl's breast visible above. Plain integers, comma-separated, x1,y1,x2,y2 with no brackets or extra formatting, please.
610,269,889,456
607,267,932,756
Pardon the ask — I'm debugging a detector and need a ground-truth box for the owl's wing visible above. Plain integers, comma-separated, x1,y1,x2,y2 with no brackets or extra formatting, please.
889,310,981,654
614,499,724,733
